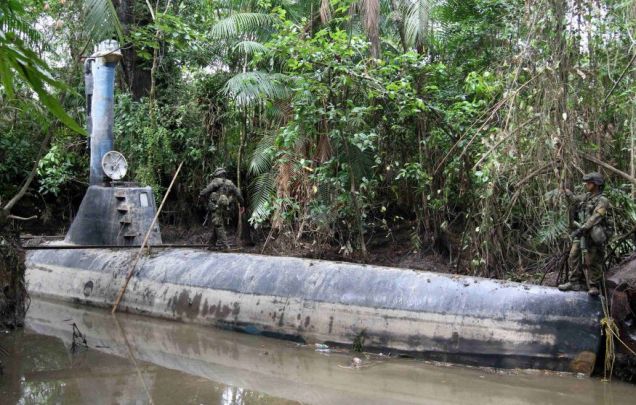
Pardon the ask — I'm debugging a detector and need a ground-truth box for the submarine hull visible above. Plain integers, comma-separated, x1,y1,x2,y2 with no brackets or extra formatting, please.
26,247,602,373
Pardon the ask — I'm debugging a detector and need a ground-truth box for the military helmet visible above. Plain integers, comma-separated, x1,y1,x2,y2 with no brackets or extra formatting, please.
582,172,604,186
212,167,227,177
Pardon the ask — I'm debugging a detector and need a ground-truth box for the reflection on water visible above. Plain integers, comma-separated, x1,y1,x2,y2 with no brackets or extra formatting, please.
0,298,635,405
223,387,245,405
0,329,299,405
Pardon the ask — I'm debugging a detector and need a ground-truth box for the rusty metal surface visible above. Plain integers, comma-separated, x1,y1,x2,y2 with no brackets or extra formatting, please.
25,248,602,372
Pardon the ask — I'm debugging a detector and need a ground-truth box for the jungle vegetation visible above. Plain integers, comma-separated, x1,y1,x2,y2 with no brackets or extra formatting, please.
2,0,636,281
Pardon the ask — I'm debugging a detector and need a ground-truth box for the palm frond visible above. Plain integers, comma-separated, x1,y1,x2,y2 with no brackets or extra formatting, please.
0,2,42,46
0,8,84,134
265,99,293,126
222,71,291,107
84,0,124,42
249,171,276,220
209,13,276,41
404,0,430,49
249,132,276,176
232,40,268,57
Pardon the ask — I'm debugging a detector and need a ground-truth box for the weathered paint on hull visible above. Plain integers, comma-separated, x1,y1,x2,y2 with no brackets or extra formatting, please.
25,248,602,373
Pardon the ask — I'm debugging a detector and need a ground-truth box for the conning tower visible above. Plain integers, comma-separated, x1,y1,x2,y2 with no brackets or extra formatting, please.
65,40,162,246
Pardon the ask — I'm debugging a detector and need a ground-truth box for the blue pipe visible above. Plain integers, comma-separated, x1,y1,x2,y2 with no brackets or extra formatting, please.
89,42,120,185
84,58,93,150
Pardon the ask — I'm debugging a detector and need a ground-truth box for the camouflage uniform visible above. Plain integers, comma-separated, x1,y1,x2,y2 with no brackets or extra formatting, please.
200,168,244,249
559,172,610,295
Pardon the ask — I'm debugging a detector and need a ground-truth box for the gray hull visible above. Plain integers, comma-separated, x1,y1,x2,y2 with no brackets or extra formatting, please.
26,248,602,373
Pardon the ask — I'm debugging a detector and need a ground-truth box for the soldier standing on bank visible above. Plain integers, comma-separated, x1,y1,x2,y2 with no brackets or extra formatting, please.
558,172,610,296
200,167,244,249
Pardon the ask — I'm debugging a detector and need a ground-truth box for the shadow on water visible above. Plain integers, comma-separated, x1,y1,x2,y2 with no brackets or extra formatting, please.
0,298,635,405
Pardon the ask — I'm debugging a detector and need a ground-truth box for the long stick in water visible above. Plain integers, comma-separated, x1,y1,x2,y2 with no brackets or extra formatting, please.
111,161,184,314
111,314,155,404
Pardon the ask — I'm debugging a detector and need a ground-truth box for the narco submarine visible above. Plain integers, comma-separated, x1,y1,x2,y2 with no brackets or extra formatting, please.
25,41,602,375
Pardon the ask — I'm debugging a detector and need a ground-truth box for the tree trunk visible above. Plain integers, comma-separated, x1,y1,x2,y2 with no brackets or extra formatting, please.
389,0,408,52
343,141,368,259
114,0,153,100
629,100,636,198
631,5,636,197
0,220,27,329
236,111,246,242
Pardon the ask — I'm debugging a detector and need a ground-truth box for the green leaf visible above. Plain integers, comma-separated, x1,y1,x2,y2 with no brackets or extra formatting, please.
210,13,276,41
223,72,291,107
84,0,124,41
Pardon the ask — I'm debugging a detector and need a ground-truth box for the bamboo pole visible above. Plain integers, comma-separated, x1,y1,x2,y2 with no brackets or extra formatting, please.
111,161,183,314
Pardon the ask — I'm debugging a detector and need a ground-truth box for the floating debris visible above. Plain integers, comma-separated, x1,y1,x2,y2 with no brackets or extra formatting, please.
71,322,88,353
314,343,330,353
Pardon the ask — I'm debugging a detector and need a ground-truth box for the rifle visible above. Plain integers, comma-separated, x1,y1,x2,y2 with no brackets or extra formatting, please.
580,235,593,291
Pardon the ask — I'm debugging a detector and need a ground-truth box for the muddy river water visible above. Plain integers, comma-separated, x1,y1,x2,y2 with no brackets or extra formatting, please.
1,298,635,404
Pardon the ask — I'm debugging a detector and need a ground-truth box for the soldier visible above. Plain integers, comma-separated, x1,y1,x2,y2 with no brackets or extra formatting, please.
558,172,610,296
200,168,244,249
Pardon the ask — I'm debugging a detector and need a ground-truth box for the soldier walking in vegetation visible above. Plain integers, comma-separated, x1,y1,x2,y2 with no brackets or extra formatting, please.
200,168,244,249
558,172,610,296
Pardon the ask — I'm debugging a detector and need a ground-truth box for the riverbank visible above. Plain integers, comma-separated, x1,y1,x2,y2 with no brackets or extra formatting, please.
0,230,26,329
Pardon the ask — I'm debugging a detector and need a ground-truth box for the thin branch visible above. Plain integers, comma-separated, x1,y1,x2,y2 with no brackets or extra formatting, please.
582,154,636,186
514,163,553,189
3,130,53,212
603,46,636,105
145,0,156,21
433,74,539,176
7,215,37,221
503,163,553,222
472,116,536,170
3,44,87,214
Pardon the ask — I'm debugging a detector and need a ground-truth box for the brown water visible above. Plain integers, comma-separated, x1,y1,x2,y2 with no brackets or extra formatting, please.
0,298,635,405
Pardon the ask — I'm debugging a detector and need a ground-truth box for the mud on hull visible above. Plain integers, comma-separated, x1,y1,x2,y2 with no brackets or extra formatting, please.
26,248,602,373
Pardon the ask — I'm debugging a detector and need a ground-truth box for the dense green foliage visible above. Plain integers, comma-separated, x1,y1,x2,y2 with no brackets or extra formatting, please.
2,0,636,278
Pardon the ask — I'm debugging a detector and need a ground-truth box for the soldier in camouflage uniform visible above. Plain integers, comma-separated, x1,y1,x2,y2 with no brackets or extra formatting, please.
200,168,244,249
558,172,610,296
